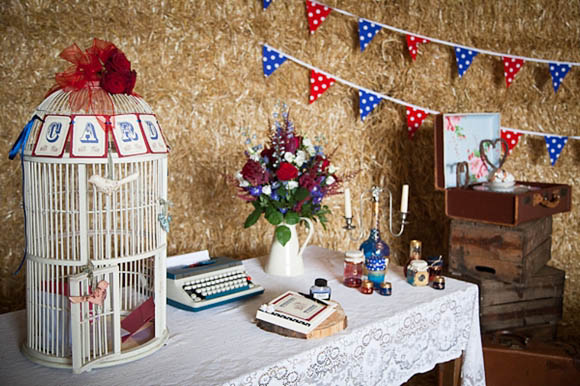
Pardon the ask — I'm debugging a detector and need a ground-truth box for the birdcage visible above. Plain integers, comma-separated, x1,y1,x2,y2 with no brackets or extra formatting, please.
11,84,170,373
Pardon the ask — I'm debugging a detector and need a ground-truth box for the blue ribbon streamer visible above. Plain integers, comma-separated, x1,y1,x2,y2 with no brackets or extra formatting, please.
9,115,42,275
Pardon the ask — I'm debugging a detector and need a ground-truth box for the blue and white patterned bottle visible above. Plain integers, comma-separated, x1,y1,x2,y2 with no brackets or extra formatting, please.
359,186,390,287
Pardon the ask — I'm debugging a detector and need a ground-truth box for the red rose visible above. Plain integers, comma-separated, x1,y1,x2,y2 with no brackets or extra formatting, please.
104,49,131,73
100,70,137,94
276,162,298,181
241,159,268,185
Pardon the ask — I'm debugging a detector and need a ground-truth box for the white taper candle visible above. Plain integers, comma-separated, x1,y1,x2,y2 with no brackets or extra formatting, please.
344,188,352,218
401,184,409,213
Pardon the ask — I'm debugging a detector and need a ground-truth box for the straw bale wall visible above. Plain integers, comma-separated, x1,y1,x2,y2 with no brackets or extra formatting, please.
1,0,579,338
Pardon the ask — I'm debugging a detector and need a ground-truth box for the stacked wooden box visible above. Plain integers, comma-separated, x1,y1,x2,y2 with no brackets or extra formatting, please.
447,216,564,338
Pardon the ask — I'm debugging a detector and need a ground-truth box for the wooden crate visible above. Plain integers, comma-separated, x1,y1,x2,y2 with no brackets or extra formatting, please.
448,216,552,283
449,266,565,333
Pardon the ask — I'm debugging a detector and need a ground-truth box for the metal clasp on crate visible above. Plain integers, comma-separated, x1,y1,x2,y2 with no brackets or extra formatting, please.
532,190,561,208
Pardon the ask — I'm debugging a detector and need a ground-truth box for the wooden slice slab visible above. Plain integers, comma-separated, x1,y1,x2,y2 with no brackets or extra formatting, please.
256,302,347,339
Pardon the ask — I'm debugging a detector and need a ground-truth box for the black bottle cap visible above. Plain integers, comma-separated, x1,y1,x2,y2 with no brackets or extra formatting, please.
314,278,327,287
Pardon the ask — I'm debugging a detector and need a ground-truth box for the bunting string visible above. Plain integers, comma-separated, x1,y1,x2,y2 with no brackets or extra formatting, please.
309,0,580,67
262,43,578,165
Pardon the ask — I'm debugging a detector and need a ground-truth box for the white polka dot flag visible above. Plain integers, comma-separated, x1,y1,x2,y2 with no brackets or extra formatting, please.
544,135,568,166
358,19,382,52
358,89,383,121
306,0,332,35
309,70,335,104
454,47,479,78
502,56,525,88
262,45,287,77
406,34,429,61
262,0,272,10
549,63,572,93
500,129,523,156
406,107,429,139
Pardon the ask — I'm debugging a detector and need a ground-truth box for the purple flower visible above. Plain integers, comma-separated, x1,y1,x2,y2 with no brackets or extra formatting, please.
270,190,280,201
279,207,288,214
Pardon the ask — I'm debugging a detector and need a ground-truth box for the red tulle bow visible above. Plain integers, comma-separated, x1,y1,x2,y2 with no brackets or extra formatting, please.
46,38,137,113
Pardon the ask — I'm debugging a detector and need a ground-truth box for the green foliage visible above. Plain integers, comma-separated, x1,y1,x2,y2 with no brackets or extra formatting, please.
275,224,291,246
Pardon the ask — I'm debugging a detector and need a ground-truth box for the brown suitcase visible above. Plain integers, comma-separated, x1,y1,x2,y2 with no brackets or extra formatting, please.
434,113,572,226
483,333,580,386
448,217,553,283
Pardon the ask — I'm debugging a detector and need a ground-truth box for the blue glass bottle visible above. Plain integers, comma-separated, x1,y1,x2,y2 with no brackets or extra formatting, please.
360,187,390,287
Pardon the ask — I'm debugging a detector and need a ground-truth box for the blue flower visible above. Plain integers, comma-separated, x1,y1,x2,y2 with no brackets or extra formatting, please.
249,186,262,196
279,208,288,214
270,191,280,201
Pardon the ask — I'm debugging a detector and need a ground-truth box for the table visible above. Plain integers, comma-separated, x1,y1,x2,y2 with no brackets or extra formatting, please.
0,246,486,386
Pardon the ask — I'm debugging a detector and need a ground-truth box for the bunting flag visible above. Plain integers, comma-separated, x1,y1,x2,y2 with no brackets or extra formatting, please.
358,19,382,52
502,56,525,88
406,107,429,139
262,45,287,77
358,89,383,121
549,63,572,93
544,135,568,166
263,0,272,10
454,47,479,78
500,129,523,156
309,70,335,104
306,0,332,35
406,34,429,61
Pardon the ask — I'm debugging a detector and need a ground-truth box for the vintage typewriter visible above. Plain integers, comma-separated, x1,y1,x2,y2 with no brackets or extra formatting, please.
166,256,264,312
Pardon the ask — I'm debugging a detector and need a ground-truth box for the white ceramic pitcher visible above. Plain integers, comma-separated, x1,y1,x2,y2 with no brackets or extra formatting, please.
264,217,315,277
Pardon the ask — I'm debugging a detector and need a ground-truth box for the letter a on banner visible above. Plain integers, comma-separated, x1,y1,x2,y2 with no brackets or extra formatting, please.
71,116,107,157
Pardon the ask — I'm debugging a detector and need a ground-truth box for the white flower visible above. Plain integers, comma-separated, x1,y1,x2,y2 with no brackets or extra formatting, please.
284,152,295,162
328,165,337,174
294,150,306,167
287,181,299,190
250,152,260,162
262,185,272,196
239,180,249,187
303,138,313,147
235,172,243,181
326,176,336,185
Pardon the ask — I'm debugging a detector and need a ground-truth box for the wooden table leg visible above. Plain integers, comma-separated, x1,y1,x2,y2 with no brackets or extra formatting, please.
437,354,463,386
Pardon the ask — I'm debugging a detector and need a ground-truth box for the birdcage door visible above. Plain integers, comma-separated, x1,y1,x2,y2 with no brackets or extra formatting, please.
69,265,120,374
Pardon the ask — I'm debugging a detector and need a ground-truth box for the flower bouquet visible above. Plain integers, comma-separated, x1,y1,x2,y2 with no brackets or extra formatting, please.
235,107,341,247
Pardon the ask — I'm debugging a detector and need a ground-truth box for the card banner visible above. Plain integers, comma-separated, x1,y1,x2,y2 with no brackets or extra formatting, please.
33,115,71,157
139,114,168,153
70,115,108,158
111,114,148,157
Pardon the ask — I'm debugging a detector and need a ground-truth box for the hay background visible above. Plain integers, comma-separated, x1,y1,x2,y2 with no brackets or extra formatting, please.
1,0,579,341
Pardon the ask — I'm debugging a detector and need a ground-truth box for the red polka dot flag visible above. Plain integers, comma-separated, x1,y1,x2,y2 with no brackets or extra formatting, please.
406,107,429,139
502,56,525,88
306,0,332,35
500,129,523,156
406,34,429,61
309,70,335,104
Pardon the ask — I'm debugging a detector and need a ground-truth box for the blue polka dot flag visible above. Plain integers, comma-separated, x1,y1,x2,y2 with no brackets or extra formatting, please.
358,89,382,121
358,19,382,52
454,47,478,78
549,63,572,93
262,46,287,77
544,135,568,166
263,0,272,10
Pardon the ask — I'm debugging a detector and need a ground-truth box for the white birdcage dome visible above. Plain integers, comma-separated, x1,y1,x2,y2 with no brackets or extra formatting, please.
15,74,169,373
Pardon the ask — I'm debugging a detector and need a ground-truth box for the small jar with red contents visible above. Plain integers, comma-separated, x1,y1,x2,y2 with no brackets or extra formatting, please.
343,250,364,288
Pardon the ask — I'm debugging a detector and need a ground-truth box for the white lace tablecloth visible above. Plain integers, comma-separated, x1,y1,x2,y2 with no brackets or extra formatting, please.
0,246,485,386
